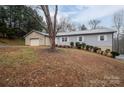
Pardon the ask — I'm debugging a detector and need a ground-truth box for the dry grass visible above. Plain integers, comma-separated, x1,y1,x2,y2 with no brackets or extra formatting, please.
0,38,24,45
0,46,124,87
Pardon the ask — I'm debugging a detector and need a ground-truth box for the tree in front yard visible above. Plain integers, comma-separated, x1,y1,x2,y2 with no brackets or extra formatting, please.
40,5,58,50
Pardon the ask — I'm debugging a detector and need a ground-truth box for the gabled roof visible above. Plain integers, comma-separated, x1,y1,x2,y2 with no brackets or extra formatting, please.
24,28,116,38
56,28,116,36
34,30,49,36
24,30,49,38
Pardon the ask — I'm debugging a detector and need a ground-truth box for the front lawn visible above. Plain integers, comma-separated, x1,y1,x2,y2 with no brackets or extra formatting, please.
0,38,24,45
0,46,124,86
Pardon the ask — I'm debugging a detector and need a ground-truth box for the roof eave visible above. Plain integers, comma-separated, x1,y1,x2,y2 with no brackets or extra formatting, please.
24,30,49,38
56,31,116,37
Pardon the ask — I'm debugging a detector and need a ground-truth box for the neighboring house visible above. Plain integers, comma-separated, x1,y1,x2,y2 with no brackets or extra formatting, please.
25,28,116,50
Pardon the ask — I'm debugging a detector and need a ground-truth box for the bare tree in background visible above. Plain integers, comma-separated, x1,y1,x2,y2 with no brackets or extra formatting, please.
119,33,124,53
57,17,76,32
40,5,58,50
79,24,87,30
113,10,124,53
89,19,101,29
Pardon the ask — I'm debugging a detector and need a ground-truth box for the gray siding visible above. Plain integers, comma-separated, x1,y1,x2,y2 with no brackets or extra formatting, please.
84,34,112,46
56,33,113,50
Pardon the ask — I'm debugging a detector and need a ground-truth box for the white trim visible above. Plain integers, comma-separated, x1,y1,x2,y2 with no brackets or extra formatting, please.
97,35,100,41
77,36,84,42
98,35,107,41
61,37,68,42
61,37,64,42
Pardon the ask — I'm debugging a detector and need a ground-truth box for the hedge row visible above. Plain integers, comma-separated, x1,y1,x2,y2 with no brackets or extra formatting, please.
56,42,120,58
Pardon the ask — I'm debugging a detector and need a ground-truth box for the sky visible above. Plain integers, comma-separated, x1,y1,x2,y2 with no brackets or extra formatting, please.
38,5,124,28
56,5,124,28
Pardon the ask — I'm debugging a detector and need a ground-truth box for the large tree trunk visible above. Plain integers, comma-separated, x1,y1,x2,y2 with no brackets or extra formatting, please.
41,5,58,50
50,36,56,49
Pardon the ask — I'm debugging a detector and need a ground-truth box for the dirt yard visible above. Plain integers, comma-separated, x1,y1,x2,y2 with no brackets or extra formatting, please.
0,46,124,87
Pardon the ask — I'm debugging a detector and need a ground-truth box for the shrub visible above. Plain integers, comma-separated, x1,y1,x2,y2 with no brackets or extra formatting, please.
57,45,71,48
101,51,104,55
67,45,71,48
84,46,87,50
64,45,67,48
111,51,120,58
93,47,99,53
91,48,94,52
98,48,101,50
75,42,81,49
55,44,58,47
104,49,112,57
58,45,62,48
88,45,94,51
97,48,102,54
105,49,111,53
62,45,66,48
89,46,94,49
106,52,113,57
70,42,74,48
65,45,71,48
75,42,80,47
81,43,86,49
86,45,90,51
102,51,107,56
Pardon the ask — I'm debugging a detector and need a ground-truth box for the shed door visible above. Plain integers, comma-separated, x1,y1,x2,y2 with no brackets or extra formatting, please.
30,38,40,46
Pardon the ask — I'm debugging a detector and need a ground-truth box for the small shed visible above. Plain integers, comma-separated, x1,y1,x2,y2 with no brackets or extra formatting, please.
24,30,50,46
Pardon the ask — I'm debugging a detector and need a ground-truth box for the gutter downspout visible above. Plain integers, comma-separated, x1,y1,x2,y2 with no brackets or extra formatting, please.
112,33,114,51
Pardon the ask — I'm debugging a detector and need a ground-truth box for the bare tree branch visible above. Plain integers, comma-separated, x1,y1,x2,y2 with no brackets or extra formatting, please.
89,19,101,29
54,5,58,35
57,17,76,32
113,10,124,52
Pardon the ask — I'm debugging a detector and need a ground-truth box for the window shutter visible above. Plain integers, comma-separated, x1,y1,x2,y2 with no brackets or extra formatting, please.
97,35,100,41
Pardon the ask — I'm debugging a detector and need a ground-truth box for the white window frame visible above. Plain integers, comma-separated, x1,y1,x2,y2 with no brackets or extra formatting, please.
61,37,68,42
98,35,107,41
77,36,84,42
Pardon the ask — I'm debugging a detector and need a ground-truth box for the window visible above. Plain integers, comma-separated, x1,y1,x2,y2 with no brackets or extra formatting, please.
100,35,104,41
62,37,64,42
65,37,67,42
98,35,107,41
77,36,84,42
79,36,82,41
62,37,67,42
